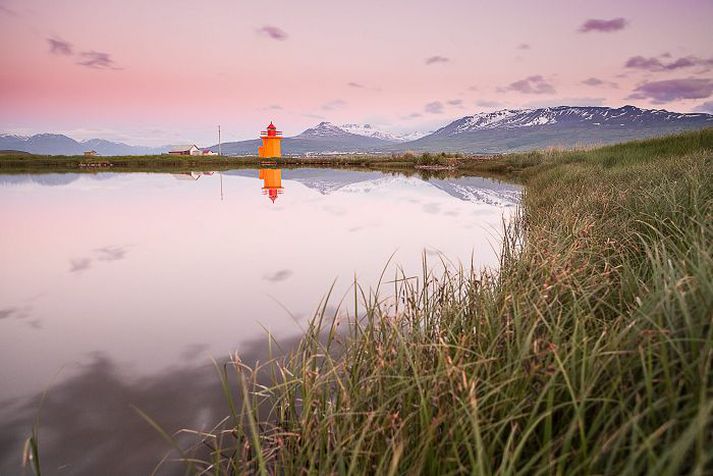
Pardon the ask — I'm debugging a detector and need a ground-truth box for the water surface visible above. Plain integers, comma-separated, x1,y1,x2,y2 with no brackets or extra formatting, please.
0,168,520,474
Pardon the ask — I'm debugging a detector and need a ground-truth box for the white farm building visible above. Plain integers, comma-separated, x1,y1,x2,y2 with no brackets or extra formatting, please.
168,144,201,156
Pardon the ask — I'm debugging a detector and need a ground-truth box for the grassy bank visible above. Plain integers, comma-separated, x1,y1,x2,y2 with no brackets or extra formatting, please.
161,129,713,475
0,152,455,175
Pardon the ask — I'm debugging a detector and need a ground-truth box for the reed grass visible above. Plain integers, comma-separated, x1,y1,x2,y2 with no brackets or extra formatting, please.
166,129,713,475
19,129,713,475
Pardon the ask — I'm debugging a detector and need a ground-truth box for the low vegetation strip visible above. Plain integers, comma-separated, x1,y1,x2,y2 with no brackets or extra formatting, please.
178,129,711,475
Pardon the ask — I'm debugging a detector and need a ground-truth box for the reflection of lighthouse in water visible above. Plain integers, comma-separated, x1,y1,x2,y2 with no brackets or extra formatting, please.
259,169,284,203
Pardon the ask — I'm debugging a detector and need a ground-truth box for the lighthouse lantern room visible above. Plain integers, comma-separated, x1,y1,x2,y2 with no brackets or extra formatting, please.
258,122,283,158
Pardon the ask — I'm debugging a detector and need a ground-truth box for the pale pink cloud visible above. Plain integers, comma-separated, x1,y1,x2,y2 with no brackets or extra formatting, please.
77,51,120,70
257,25,288,41
579,18,628,33
425,56,449,65
628,78,713,104
47,38,73,56
424,101,444,113
625,55,713,72
693,101,713,113
500,75,555,94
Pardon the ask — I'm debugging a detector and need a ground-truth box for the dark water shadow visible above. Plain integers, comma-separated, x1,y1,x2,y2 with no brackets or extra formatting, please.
0,334,303,475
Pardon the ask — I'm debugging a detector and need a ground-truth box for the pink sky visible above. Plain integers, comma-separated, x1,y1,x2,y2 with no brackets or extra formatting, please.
1,0,712,146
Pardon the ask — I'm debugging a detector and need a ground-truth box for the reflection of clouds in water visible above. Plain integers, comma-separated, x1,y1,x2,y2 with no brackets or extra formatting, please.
180,343,210,362
2,304,40,327
69,245,130,274
322,205,347,217
263,269,293,282
94,246,128,262
0,308,16,320
0,337,303,475
69,258,92,273
422,202,441,215
424,248,443,257
444,209,460,217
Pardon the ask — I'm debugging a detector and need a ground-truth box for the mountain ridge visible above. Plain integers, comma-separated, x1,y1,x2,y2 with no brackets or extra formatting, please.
4,105,712,156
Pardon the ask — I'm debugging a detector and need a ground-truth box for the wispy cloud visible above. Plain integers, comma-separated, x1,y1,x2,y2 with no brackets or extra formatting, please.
348,82,365,88
263,269,293,282
476,99,505,108
628,78,713,104
321,99,346,111
404,112,422,119
625,55,713,72
0,3,17,16
47,37,73,56
578,18,628,33
582,77,618,88
447,99,463,107
500,75,555,94
0,307,17,319
94,246,127,262
425,55,449,65
77,51,120,70
70,258,92,273
257,25,288,41
517,43,530,50
693,101,713,113
424,101,444,114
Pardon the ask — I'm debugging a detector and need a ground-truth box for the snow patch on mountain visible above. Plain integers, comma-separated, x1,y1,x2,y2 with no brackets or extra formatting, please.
432,105,713,137
297,122,427,142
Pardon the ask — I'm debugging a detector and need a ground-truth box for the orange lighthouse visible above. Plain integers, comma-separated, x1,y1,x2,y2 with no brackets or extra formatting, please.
258,168,284,203
258,122,283,158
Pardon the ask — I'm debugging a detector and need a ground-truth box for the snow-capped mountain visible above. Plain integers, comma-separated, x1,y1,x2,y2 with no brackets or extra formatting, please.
217,122,395,155
403,105,713,153
338,123,427,142
430,105,713,137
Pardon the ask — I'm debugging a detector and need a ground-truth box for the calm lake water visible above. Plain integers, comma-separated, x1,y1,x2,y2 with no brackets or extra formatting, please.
0,168,520,474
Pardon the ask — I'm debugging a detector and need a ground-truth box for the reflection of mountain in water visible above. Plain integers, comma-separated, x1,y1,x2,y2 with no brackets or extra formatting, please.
1,170,521,206
0,173,121,187
0,173,81,187
225,168,521,206
428,177,521,206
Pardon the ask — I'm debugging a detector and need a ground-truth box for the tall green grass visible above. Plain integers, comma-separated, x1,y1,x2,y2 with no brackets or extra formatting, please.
171,130,713,474
23,130,709,474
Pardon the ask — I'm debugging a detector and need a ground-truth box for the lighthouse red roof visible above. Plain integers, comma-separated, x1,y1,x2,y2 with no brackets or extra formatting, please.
267,122,276,130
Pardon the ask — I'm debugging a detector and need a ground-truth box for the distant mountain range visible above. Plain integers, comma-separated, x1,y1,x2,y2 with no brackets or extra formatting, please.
3,106,712,156
211,105,713,155
401,105,713,153
0,134,166,156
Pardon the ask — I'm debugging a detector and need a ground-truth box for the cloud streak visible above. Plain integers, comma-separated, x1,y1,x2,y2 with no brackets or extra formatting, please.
500,75,555,94
625,55,713,72
47,37,73,56
693,101,713,113
77,51,120,70
263,269,293,282
257,25,288,41
578,18,627,33
425,55,449,65
321,99,346,111
424,101,444,114
628,78,713,104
